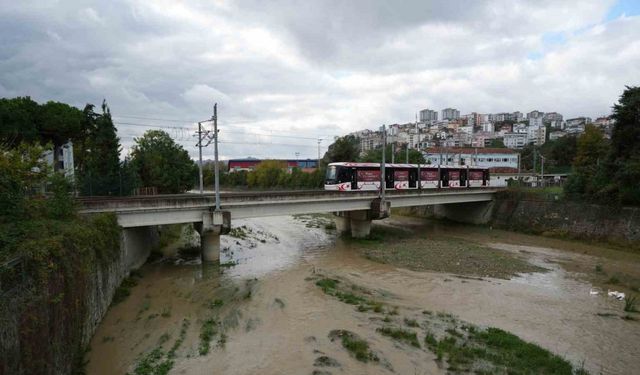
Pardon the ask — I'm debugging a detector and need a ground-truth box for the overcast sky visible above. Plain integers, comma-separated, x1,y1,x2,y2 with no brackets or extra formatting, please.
1,0,639,160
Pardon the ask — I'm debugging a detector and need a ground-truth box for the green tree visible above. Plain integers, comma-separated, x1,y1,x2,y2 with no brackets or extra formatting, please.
130,130,198,193
0,97,41,147
37,101,83,171
607,86,640,204
488,138,505,148
564,125,609,199
249,160,287,188
0,143,49,221
321,135,360,166
77,101,123,196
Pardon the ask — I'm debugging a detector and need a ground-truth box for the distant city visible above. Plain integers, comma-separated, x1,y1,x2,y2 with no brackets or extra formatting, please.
353,108,614,152
339,107,613,174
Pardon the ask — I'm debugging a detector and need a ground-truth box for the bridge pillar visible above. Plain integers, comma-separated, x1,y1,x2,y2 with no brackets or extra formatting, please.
194,210,231,264
349,210,372,238
333,212,351,235
200,229,221,263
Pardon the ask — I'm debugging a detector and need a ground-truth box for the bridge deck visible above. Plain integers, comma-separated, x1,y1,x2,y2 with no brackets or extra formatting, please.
78,189,499,227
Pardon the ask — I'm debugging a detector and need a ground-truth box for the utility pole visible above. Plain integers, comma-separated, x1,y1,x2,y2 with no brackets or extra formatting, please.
391,143,395,164
213,103,220,211
197,121,204,194
405,142,409,163
540,155,545,188
380,125,386,200
317,139,321,167
416,114,421,189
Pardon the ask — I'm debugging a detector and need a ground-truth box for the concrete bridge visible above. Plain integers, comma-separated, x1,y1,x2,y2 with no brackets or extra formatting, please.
79,189,498,264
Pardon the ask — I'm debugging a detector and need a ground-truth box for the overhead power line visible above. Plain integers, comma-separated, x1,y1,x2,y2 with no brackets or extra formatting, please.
113,122,333,141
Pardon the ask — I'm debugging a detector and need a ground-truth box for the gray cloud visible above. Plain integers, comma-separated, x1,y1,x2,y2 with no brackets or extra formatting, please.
0,0,637,160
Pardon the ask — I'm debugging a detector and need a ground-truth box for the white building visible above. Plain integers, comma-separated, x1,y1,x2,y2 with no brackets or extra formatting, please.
441,108,460,120
527,125,546,146
419,109,438,122
529,117,543,128
423,147,519,169
43,141,75,179
504,133,528,149
527,110,544,119
565,117,590,135
549,131,567,141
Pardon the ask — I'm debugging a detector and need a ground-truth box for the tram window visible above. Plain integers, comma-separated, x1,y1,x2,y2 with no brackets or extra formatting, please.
326,166,337,180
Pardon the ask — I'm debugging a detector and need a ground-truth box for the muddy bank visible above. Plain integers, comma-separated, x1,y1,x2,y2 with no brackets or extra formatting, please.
350,223,546,279
86,215,640,375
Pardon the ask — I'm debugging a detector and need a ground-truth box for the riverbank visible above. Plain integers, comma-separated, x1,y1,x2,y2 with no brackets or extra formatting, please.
85,215,640,374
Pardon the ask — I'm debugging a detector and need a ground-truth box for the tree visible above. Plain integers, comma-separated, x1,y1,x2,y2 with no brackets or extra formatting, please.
77,101,123,195
607,86,640,204
130,130,198,193
488,138,505,148
321,135,360,166
564,125,609,199
247,160,287,188
37,101,83,171
0,97,40,147
0,143,49,221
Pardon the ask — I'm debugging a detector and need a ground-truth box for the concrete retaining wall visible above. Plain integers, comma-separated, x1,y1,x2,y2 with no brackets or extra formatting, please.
397,195,640,248
0,225,158,375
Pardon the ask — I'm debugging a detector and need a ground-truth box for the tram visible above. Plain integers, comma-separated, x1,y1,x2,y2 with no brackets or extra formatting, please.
324,162,490,191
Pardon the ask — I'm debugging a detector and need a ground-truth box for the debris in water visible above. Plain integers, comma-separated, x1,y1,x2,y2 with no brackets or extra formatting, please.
608,290,625,300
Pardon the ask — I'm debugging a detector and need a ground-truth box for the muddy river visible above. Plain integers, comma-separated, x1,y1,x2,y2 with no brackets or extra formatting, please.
86,215,640,375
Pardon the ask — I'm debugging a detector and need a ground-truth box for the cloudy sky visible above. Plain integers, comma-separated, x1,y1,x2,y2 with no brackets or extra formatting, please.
1,0,639,160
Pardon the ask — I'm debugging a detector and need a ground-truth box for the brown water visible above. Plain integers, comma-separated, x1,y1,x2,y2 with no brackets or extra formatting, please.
86,215,640,375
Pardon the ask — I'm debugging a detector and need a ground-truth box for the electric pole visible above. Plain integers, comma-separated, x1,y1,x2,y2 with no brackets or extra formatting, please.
197,121,204,194
391,143,395,164
213,103,220,211
380,124,386,200
317,139,322,167
416,114,421,189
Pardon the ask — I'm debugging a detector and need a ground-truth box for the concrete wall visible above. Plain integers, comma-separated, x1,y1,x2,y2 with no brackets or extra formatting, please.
490,196,640,247
398,195,640,248
0,225,158,375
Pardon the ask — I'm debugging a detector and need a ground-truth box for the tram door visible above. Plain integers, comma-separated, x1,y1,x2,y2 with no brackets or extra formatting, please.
385,168,394,189
350,168,357,190
409,169,417,188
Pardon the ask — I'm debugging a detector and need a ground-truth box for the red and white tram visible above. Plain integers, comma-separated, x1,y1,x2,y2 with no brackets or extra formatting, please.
324,162,490,191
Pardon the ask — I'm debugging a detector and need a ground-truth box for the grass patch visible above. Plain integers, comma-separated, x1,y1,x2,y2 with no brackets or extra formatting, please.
315,277,387,312
376,326,420,348
198,318,218,355
624,295,638,313
607,276,621,285
360,235,546,280
595,264,603,272
426,325,582,374
404,317,419,327
112,276,139,305
329,330,378,363
129,319,189,375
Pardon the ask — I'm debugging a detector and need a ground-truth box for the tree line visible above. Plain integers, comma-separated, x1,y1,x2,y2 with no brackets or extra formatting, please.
564,86,640,205
0,97,197,195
